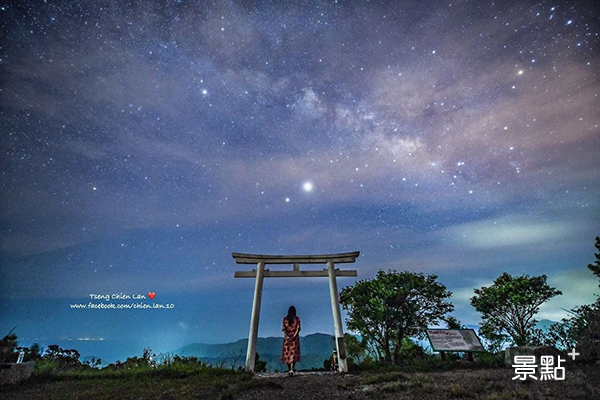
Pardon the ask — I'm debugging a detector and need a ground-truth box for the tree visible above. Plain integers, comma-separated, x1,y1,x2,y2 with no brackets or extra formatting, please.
577,305,600,362
444,316,465,329
479,321,511,353
112,347,156,369
542,237,600,361
471,273,561,347
588,236,600,283
43,344,82,369
227,349,244,369
344,333,367,364
544,305,594,350
28,343,42,361
254,353,267,373
0,328,18,363
339,270,453,365
84,357,102,368
577,236,600,361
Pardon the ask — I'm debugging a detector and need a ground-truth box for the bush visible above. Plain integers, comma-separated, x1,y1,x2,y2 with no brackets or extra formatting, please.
254,353,267,373
477,352,504,368
323,357,331,371
170,355,206,366
35,359,58,375
578,304,600,363
38,344,87,372
106,347,156,370
0,330,19,363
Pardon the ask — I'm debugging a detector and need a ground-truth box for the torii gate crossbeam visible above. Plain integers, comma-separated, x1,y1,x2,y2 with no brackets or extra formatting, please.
233,251,359,373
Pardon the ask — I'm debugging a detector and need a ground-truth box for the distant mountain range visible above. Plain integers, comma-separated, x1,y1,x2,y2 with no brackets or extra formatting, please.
536,319,557,331
166,320,558,371
170,333,337,371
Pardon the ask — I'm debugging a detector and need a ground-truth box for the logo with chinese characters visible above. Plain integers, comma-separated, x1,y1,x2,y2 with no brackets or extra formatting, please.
512,348,579,381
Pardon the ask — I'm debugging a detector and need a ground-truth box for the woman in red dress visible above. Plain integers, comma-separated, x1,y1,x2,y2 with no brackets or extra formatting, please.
281,305,301,376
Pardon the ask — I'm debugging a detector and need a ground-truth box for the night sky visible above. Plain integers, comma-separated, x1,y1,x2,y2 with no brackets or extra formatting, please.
1,1,599,362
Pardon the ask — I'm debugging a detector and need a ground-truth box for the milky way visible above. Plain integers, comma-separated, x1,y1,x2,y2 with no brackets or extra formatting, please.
1,1,599,353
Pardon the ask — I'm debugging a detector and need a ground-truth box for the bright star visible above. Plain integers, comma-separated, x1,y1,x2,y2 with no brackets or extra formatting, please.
303,182,314,192
285,197,290,202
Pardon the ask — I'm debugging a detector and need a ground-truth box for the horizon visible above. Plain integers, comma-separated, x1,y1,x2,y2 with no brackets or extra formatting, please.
7,315,561,365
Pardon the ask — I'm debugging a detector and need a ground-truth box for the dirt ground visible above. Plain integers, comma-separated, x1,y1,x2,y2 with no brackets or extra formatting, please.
238,367,600,400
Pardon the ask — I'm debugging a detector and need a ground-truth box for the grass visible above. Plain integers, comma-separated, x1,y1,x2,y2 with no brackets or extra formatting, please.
485,393,512,400
353,352,505,375
356,371,406,385
448,383,475,398
3,360,598,399
3,363,255,399
379,381,408,393
32,362,245,381
220,379,285,399
350,364,600,399
359,372,436,396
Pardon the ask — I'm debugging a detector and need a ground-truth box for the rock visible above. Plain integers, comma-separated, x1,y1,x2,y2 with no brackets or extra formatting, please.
0,362,35,385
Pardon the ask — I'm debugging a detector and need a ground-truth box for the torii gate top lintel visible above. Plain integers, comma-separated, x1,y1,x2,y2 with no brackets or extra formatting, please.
231,251,359,264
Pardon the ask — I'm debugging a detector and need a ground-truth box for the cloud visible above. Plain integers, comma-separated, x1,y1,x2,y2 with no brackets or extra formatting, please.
381,137,425,158
538,268,599,321
451,282,490,304
443,215,577,249
293,88,327,120
178,322,189,330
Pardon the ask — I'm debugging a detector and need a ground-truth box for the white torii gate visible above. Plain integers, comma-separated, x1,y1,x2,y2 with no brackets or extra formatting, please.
233,251,359,373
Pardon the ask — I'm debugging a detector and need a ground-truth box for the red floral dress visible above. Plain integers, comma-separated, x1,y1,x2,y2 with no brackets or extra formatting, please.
281,316,301,364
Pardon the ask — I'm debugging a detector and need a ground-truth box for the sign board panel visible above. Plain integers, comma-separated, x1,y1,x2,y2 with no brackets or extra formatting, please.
426,329,485,352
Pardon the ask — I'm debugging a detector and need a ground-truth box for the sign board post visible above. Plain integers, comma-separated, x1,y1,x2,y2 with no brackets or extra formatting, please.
16,350,25,364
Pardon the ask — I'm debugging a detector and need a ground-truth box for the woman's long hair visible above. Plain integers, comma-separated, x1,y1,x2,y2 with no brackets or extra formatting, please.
286,306,296,325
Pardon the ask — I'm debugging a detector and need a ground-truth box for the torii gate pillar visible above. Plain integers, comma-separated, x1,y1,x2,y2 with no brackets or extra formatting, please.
245,261,265,372
233,251,359,373
327,260,348,373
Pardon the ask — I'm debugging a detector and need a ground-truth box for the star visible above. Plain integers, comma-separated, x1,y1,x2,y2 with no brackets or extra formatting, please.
302,182,314,192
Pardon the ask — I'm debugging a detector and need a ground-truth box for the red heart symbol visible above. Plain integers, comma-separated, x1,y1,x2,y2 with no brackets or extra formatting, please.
148,292,156,299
